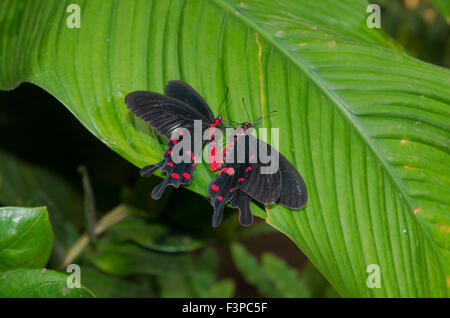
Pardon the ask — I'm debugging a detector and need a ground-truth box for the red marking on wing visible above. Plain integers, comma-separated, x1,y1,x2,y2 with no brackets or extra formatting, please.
217,196,223,201
245,166,252,172
167,162,174,167
227,167,235,175
168,150,172,155
238,178,244,182
230,187,235,193
212,184,219,192
209,141,222,171
171,173,180,179
183,172,190,179
172,139,178,145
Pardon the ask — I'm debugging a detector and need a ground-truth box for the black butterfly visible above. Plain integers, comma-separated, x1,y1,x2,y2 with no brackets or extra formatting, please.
207,121,307,227
125,81,224,200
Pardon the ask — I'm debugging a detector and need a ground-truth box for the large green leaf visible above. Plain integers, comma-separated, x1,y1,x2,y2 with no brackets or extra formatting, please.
0,206,53,271
0,0,448,297
0,268,94,297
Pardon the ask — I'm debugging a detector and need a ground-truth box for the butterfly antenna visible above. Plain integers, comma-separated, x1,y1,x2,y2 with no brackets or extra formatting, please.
253,110,278,127
224,94,233,111
242,97,251,122
217,86,229,115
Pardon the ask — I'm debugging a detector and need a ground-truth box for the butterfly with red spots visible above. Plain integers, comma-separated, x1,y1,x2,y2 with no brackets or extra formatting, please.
125,80,224,199
207,122,307,227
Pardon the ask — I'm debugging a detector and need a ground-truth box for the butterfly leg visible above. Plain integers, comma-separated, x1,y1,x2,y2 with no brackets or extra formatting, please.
140,161,164,177
231,191,253,226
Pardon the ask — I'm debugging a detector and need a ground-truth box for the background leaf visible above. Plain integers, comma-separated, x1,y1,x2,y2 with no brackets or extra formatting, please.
261,252,310,298
80,265,157,297
157,248,235,298
0,150,83,265
0,206,53,271
0,0,448,297
86,240,195,276
430,0,450,18
0,268,94,298
107,216,205,253
230,242,282,297
231,242,336,297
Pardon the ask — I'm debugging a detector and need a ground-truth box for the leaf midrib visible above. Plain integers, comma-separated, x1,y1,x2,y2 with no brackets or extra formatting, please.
211,0,444,261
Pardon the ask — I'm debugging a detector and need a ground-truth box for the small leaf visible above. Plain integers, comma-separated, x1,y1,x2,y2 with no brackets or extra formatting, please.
80,265,156,298
0,268,94,298
207,279,235,298
230,242,280,297
0,206,53,271
261,252,310,298
107,217,204,252
158,248,234,298
87,241,194,276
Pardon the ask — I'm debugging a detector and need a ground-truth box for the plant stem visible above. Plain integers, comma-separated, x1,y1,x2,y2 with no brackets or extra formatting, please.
61,204,130,269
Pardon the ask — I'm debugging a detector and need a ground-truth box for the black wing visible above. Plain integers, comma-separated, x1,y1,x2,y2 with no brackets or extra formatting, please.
206,131,307,227
125,84,215,200
207,165,254,227
140,132,197,200
232,133,306,209
125,91,213,139
164,80,216,123
225,133,281,205
277,153,307,209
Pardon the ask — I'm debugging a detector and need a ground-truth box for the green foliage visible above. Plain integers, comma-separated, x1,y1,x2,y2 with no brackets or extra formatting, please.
0,269,94,298
78,265,157,298
231,242,281,297
0,147,238,298
107,216,205,252
0,0,448,297
86,241,195,276
261,253,311,298
0,206,93,298
157,249,235,298
430,0,450,17
231,242,337,297
0,150,83,256
0,206,53,271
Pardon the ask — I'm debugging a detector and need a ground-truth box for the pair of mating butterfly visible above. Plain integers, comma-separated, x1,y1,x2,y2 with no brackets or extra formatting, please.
125,81,307,227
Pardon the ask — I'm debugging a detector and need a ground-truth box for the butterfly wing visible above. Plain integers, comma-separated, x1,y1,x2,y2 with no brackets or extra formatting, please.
141,134,197,200
125,84,215,200
228,134,281,205
125,91,212,139
207,165,255,227
164,80,215,122
277,153,307,209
